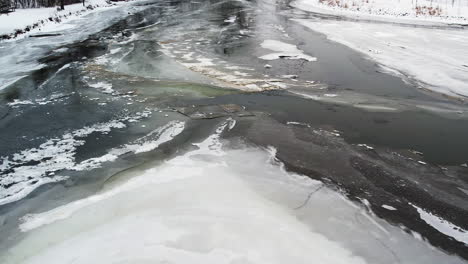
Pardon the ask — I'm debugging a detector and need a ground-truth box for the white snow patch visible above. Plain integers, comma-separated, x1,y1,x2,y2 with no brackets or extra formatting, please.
181,52,194,60
224,16,236,23
0,0,114,36
266,81,288,89
182,57,215,67
233,71,250,77
357,144,374,150
7,100,34,106
259,40,317,62
127,121,185,154
109,47,122,55
353,104,399,112
382,205,397,211
281,74,298,79
0,119,125,206
413,205,468,244
224,65,242,70
227,117,236,130
245,84,261,90
54,48,68,53
88,81,114,94
287,121,311,127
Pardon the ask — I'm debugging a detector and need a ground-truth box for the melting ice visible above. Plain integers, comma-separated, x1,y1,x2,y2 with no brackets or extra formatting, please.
2,120,464,264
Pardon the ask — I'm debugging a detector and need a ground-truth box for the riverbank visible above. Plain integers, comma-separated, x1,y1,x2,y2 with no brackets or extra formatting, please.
291,0,468,99
0,0,135,40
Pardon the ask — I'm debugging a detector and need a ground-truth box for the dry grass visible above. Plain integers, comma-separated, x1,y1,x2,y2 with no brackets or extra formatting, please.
415,5,443,16
317,0,446,18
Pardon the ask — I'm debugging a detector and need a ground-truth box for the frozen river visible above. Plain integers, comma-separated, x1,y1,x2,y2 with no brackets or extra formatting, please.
0,0,467,263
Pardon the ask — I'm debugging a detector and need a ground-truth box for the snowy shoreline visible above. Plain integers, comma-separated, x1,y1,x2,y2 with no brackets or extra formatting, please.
291,0,468,99
0,0,146,91
0,0,134,40
291,0,468,25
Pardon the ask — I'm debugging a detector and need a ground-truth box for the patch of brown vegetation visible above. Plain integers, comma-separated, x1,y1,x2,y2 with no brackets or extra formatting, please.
415,5,443,16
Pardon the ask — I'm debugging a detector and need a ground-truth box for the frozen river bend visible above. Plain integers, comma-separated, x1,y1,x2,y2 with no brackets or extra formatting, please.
1,0,468,263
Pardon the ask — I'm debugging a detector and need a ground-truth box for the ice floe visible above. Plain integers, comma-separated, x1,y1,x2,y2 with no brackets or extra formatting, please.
259,40,317,62
413,205,468,244
382,205,397,211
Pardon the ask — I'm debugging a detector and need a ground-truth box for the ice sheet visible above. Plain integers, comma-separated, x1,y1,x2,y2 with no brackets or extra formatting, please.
7,120,465,264
259,39,317,62
293,19,468,98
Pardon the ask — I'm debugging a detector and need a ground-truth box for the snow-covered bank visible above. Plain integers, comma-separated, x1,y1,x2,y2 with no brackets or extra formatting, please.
0,0,120,39
293,19,468,98
259,39,317,61
0,0,145,91
291,0,468,25
4,120,465,264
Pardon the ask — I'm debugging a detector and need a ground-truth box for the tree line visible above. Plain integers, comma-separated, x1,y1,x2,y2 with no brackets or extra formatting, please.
1,0,82,9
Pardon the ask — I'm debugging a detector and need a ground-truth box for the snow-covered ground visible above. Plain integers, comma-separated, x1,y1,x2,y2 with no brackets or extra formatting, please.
293,19,468,98
292,0,468,24
0,0,119,37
